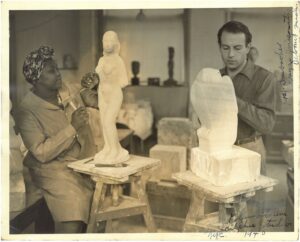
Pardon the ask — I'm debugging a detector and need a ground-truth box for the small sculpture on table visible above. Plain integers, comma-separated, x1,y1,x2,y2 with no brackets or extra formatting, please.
63,54,77,69
148,77,160,86
131,61,140,85
93,30,130,165
163,47,178,86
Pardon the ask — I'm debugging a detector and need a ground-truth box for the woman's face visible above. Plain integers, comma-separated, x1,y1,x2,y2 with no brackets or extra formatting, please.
38,59,62,90
103,33,117,53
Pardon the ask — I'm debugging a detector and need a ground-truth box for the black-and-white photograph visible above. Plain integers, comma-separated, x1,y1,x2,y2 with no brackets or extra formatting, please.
1,0,298,240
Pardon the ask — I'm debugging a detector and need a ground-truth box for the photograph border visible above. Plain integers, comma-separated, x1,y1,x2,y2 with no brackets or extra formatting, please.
1,0,299,240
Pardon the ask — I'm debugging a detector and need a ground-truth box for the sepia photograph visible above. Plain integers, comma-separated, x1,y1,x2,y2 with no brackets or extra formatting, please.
1,0,299,240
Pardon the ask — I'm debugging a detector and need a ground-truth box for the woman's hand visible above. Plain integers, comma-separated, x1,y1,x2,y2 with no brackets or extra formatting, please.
81,72,99,89
80,89,98,108
71,107,89,130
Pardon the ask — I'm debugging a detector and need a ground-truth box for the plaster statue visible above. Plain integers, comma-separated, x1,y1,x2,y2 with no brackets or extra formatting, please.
93,31,130,165
190,68,261,186
117,91,153,140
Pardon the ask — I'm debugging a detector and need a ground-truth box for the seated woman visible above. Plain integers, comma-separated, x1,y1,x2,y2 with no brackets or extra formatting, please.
17,46,94,233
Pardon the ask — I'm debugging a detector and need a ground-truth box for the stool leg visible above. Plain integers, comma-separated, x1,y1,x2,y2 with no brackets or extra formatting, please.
105,219,113,233
140,139,144,154
135,178,156,232
87,181,106,233
219,203,234,224
183,191,205,232
233,200,248,232
112,185,120,206
219,203,236,231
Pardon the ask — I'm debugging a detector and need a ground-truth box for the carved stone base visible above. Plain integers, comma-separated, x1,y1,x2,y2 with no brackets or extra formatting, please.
92,148,130,165
190,146,261,186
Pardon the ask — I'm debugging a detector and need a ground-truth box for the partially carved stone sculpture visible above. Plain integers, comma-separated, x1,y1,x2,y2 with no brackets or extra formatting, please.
190,68,261,186
93,31,130,165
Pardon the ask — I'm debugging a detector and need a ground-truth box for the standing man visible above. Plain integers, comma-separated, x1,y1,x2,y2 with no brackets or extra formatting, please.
218,21,276,230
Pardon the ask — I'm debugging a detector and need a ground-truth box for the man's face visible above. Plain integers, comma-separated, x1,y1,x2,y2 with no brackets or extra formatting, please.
219,31,250,71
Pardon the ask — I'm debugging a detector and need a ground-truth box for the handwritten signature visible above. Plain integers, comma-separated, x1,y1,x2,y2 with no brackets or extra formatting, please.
221,209,292,231
294,2,299,29
274,42,285,78
283,11,299,65
274,8,299,104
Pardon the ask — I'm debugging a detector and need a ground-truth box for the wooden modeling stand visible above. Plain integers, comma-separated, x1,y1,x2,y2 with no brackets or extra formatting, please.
172,171,278,232
68,155,160,233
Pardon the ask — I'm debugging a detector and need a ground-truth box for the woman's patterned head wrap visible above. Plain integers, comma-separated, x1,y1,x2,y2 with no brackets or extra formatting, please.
23,46,55,85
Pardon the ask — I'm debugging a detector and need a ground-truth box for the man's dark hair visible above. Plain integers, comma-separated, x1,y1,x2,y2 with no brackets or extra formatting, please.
217,21,252,46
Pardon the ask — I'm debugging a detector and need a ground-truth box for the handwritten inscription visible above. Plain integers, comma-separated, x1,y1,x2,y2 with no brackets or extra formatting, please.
274,42,285,80
283,10,299,66
294,2,299,29
244,231,266,238
207,232,225,240
207,231,267,240
200,208,291,239
274,42,289,101
275,7,298,104
222,208,292,231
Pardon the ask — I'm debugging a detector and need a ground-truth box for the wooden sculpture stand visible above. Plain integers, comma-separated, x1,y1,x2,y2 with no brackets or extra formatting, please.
68,155,160,233
172,171,278,232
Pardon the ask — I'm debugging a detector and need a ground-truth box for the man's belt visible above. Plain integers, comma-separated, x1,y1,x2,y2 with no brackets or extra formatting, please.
235,135,262,145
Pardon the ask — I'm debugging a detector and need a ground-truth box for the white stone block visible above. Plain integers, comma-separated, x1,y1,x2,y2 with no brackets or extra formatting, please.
157,117,197,165
150,144,187,180
190,145,261,186
157,118,197,148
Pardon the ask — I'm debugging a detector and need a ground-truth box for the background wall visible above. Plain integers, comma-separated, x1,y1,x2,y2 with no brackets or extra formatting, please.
10,8,293,115
104,9,185,85
186,8,293,115
10,10,101,106
186,9,226,86
231,8,290,72
231,9,293,114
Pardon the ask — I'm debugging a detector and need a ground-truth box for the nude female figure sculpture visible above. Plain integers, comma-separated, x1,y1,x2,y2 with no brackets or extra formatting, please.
94,31,130,164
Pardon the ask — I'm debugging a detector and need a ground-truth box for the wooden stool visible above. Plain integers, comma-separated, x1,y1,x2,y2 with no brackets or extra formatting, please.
172,171,278,232
68,155,160,233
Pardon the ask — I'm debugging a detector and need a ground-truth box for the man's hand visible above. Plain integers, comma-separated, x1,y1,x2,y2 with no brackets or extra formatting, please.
71,107,89,130
81,72,99,89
